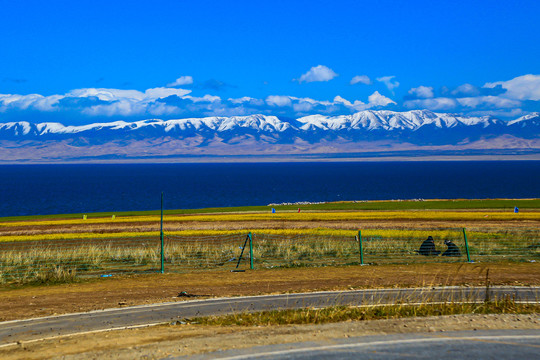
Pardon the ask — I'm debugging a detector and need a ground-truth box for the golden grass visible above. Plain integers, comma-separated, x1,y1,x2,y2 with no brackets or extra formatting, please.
191,301,540,326
0,228,509,243
0,231,161,242
1,208,538,285
2,230,538,285
1,211,539,228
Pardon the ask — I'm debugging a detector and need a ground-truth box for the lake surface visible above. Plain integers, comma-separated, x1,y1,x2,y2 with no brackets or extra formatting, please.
0,161,539,217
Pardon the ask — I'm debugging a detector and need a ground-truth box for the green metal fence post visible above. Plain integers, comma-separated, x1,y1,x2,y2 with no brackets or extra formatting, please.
358,230,364,265
160,192,164,274
249,232,254,270
462,228,472,263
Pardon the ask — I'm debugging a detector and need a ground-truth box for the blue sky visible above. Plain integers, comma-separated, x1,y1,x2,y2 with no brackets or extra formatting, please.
1,0,539,124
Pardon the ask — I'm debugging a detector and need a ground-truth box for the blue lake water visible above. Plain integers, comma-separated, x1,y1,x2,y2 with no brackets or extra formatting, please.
0,161,539,217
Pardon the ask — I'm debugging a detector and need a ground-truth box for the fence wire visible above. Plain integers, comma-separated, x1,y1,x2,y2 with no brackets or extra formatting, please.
0,229,538,284
164,233,249,271
251,233,360,268
162,230,539,270
0,236,160,284
465,228,540,262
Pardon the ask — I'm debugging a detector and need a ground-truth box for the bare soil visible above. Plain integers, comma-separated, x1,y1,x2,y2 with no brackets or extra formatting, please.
1,313,538,359
1,262,538,322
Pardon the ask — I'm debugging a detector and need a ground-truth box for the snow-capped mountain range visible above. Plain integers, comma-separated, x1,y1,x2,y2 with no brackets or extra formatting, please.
0,110,538,161
1,110,539,137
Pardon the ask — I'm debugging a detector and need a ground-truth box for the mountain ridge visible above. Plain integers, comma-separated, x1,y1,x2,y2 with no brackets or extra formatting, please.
2,110,539,138
1,110,538,162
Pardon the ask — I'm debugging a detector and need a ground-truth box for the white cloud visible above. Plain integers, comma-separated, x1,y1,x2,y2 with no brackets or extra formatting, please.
332,92,395,111
467,109,524,118
290,96,331,106
451,83,480,97
266,95,292,107
5,77,531,121
456,96,521,109
350,75,371,85
79,98,143,117
228,97,264,106
146,102,180,116
484,74,540,100
376,76,399,92
184,94,221,103
64,87,191,102
262,94,387,113
0,93,61,112
167,76,194,87
293,101,314,112
408,86,434,99
333,95,367,111
404,97,458,111
67,88,145,101
400,74,539,115
333,95,355,107
297,65,338,83
144,87,192,99
405,93,524,113
0,88,400,119
368,91,397,107
0,87,193,118
62,87,193,117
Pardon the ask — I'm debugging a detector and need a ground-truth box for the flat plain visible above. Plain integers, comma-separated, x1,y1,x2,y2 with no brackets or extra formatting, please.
0,199,539,359
0,198,539,319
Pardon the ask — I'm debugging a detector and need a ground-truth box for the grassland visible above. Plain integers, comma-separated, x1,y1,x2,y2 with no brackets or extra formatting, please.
0,227,530,242
1,210,539,231
1,199,539,359
0,199,538,285
2,229,538,285
1,198,539,222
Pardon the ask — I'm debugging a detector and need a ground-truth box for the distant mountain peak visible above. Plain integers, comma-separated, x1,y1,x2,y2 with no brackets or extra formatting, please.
0,110,537,138
508,112,540,126
0,110,538,162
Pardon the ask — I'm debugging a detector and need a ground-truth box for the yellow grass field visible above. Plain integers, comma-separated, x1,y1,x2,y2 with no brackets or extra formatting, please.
1,210,539,228
0,205,538,285
0,228,505,243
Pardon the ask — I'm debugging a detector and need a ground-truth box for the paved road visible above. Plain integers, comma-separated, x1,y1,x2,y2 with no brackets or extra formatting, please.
0,286,537,346
179,329,540,360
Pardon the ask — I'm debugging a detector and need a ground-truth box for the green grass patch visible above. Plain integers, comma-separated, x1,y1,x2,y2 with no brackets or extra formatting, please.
186,300,540,326
1,198,539,221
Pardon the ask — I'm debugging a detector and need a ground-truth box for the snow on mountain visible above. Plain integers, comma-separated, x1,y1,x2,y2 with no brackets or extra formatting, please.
507,112,540,127
0,121,33,136
0,111,537,143
0,114,294,137
1,110,538,161
295,110,503,131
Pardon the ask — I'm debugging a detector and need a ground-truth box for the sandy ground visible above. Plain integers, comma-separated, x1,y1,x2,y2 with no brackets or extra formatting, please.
1,262,538,322
1,313,538,359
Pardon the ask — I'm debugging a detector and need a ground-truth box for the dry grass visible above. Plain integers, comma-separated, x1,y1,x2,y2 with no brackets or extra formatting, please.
1,227,538,243
1,210,539,228
191,300,540,327
1,230,539,285
1,208,538,285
